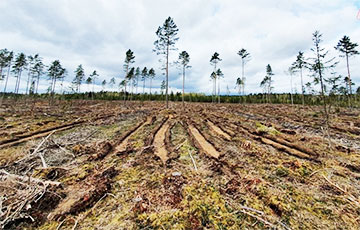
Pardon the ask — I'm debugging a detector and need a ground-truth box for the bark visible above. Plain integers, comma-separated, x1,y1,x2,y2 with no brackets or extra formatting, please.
300,67,304,105
182,65,185,108
166,39,169,108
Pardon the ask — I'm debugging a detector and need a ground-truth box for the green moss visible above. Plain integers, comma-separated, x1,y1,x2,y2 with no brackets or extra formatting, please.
275,167,289,177
255,122,280,135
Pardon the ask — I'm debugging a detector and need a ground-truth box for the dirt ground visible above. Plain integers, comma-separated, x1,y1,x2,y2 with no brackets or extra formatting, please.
0,99,360,230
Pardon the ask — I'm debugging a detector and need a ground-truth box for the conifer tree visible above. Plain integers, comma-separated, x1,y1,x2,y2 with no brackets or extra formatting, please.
154,17,179,108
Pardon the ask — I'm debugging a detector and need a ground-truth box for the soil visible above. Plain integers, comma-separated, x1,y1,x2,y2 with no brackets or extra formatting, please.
0,99,359,230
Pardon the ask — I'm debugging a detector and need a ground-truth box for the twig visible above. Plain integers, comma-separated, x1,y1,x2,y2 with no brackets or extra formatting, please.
175,140,187,151
56,143,75,157
188,150,198,171
238,209,276,228
56,219,66,230
0,170,61,186
71,219,78,230
15,130,56,166
322,174,360,207
238,205,264,215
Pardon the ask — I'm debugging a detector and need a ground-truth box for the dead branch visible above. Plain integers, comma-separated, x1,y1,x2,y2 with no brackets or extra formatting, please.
0,170,61,186
188,150,198,172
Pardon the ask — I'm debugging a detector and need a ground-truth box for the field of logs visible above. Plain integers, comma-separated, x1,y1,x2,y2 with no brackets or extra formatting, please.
0,99,359,229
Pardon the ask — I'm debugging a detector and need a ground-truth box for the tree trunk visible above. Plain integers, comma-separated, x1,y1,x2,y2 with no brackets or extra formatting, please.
131,81,133,101
150,77,152,101
36,74,40,94
16,70,23,93
300,67,304,105
3,65,11,93
290,74,293,105
242,59,245,96
136,76,139,94
26,71,31,95
166,42,169,108
143,79,145,95
218,80,220,104
92,78,95,100
182,65,185,109
346,53,352,95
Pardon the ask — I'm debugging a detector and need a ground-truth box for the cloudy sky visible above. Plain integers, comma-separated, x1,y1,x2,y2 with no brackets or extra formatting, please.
1,0,360,95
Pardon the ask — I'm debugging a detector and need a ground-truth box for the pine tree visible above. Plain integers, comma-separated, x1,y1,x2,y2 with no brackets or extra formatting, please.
12,53,27,93
260,64,274,103
236,77,244,103
31,54,45,94
141,67,148,95
89,70,98,98
154,17,179,108
109,77,116,91
0,50,13,94
178,51,190,108
73,64,85,93
123,49,135,101
335,35,359,101
210,52,222,103
135,67,141,94
48,60,66,95
308,31,338,126
291,51,306,105
148,68,156,99
237,48,250,96
216,68,224,103
101,80,107,91
126,68,135,100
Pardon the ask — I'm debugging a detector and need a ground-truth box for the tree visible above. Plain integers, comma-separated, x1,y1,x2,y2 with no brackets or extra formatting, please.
210,52,222,103
308,31,338,125
216,68,224,103
126,67,135,100
326,73,342,96
48,60,66,95
236,77,244,102
101,80,107,91
260,64,274,103
285,67,295,105
12,53,27,93
73,64,85,93
178,51,190,107
123,49,135,101
148,68,156,99
109,77,116,90
119,80,126,94
89,70,98,98
291,51,306,105
0,49,9,82
86,76,92,92
335,36,359,96
141,67,148,95
237,48,251,96
135,67,141,94
31,54,45,94
0,50,13,94
160,80,166,98
25,55,35,95
154,16,179,108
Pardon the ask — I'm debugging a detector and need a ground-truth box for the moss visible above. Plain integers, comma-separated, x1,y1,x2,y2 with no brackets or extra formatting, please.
275,167,289,177
136,182,241,229
255,122,280,135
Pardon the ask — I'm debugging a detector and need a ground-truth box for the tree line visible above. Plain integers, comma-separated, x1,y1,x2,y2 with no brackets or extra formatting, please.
1,17,359,109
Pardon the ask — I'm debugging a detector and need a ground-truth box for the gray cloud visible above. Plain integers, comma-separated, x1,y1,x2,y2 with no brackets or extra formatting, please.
0,0,359,95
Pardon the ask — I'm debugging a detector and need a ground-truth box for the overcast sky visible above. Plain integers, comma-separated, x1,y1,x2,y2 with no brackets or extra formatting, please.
1,0,360,95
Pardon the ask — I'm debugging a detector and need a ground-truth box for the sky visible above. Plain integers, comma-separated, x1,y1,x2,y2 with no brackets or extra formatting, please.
0,0,360,95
